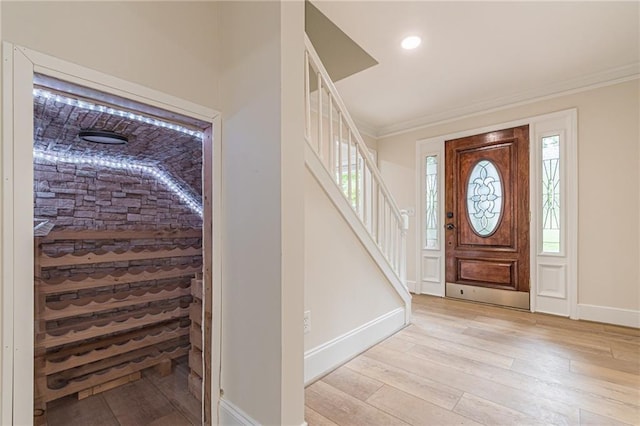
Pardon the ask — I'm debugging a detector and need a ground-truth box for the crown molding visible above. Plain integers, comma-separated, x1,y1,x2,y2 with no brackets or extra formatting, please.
374,63,639,139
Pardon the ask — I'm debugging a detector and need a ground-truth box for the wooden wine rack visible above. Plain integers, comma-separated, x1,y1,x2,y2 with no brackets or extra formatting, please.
188,273,204,400
34,229,202,425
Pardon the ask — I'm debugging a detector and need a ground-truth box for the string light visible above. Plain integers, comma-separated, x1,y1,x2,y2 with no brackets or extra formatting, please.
34,149,203,217
33,88,204,139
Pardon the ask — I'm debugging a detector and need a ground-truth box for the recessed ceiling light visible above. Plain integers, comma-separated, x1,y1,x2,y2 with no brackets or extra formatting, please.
78,129,128,145
401,36,422,50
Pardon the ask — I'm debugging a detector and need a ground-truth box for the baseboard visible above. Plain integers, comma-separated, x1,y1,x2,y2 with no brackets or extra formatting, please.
419,281,444,297
219,398,258,426
304,307,405,384
407,280,416,293
534,296,570,318
219,398,308,426
577,304,640,328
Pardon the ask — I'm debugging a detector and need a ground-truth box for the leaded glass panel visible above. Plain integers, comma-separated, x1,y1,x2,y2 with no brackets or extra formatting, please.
542,135,560,253
425,155,438,249
466,160,503,236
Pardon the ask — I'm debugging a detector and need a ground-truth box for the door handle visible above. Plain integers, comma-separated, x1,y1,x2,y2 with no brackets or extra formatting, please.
446,223,455,230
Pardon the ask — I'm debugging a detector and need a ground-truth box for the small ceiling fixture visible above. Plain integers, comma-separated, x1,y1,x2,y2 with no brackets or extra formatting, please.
78,129,128,145
401,35,422,50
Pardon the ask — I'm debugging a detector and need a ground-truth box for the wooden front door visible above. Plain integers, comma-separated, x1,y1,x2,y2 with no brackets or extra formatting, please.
444,125,530,309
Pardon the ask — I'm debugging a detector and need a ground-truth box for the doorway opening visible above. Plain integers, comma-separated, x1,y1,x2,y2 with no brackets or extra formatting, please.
32,75,210,425
415,110,577,317
443,125,530,309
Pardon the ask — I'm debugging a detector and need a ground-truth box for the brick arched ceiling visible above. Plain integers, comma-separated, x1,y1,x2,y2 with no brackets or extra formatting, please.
33,87,204,196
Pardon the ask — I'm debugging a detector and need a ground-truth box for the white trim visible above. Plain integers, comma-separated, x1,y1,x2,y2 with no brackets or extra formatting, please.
13,45,36,426
219,398,259,426
305,143,412,317
528,124,537,314
377,66,638,138
1,42,17,426
577,305,640,329
567,111,578,319
20,46,214,122
414,109,578,318
2,44,36,426
415,140,445,297
219,399,307,426
406,280,416,293
1,42,222,424
304,307,406,384
418,282,445,297
530,110,578,319
211,116,223,426
416,110,576,146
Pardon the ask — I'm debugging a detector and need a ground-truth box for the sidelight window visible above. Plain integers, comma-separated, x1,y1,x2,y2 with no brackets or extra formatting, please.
542,135,561,253
425,155,438,249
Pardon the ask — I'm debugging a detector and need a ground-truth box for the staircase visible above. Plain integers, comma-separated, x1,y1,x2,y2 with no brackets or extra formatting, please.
305,36,411,382
304,34,411,330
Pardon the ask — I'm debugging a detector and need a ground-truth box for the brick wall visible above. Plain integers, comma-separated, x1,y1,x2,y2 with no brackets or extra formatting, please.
35,159,203,316
34,160,202,230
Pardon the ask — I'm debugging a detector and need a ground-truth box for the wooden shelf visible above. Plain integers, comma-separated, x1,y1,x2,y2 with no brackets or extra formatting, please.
41,345,189,402
40,246,202,268
45,326,189,375
42,229,202,241
43,307,189,349
188,276,203,401
44,304,187,344
43,285,191,321
50,338,189,383
39,264,202,295
34,229,203,416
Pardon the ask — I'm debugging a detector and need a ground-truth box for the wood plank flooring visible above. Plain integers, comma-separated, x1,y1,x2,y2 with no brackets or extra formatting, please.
47,357,200,426
306,295,640,426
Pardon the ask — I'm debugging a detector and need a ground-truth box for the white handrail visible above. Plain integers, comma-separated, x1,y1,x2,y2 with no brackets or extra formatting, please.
304,36,403,221
304,34,407,286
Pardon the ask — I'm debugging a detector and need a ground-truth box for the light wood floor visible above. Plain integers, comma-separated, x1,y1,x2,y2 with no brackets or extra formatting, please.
305,295,640,426
47,357,201,426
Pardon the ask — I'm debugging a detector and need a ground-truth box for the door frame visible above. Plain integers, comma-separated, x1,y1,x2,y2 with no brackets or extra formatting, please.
1,43,222,425
415,109,577,317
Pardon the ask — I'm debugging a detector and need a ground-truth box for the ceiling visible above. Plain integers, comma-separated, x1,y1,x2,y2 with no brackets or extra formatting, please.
33,79,205,195
306,1,378,82
311,1,640,137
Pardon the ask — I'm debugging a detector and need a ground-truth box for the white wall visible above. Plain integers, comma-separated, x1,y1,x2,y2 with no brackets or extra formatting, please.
377,79,640,314
1,1,219,110
0,5,4,422
219,2,305,425
304,169,404,375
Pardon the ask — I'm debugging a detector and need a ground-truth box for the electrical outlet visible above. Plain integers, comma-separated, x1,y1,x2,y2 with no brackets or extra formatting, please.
303,310,311,334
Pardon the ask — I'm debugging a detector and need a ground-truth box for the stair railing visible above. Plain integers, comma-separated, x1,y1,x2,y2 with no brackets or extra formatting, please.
304,35,408,287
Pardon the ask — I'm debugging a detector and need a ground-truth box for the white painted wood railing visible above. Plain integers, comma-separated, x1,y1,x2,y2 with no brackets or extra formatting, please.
304,35,409,287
